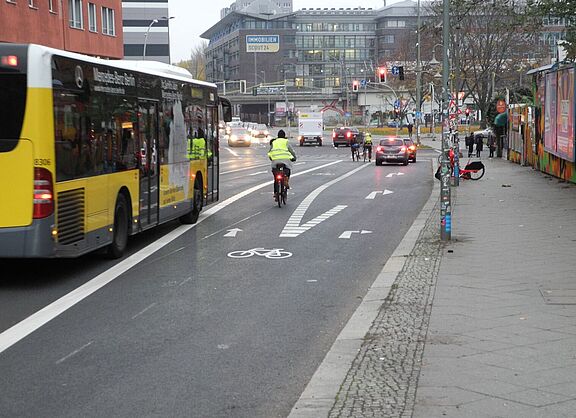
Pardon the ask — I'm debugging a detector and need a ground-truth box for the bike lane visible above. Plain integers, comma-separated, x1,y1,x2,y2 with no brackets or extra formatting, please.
0,158,433,418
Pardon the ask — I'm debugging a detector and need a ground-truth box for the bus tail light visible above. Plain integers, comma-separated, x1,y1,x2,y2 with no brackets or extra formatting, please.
1,55,18,66
33,168,54,219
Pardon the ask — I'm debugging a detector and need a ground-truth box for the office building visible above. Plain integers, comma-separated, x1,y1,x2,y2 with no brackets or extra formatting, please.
122,0,171,63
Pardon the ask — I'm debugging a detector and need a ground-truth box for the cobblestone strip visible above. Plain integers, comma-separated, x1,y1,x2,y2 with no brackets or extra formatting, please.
328,200,443,418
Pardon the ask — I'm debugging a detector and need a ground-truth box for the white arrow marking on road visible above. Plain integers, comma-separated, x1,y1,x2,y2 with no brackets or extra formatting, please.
339,230,373,239
386,172,405,178
280,164,369,238
366,190,394,199
223,228,242,237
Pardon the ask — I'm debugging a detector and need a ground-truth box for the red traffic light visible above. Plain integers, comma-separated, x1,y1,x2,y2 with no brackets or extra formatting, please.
378,67,387,83
352,80,359,92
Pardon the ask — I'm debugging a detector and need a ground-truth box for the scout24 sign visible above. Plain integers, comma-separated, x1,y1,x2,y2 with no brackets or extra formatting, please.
246,35,280,53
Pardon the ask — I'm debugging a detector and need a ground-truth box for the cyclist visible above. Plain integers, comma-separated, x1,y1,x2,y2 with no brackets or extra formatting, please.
362,131,373,162
268,129,297,197
350,134,360,161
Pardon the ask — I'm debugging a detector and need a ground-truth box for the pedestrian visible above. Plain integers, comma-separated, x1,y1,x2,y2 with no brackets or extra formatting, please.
407,123,413,138
466,134,474,158
475,135,484,157
487,133,496,158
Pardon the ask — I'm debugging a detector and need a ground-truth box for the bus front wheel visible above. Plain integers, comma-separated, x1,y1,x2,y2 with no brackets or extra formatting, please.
107,193,129,259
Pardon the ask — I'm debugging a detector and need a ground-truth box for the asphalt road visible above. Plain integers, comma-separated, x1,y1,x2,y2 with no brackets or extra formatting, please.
0,136,437,418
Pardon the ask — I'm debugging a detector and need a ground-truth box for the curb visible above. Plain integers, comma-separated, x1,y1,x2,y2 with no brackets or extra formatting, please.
288,160,441,417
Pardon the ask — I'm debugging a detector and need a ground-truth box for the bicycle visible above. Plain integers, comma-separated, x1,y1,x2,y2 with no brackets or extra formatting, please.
459,159,485,180
272,164,288,207
362,145,372,162
351,143,360,161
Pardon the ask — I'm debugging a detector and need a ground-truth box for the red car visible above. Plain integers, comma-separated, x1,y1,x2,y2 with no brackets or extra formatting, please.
332,126,361,147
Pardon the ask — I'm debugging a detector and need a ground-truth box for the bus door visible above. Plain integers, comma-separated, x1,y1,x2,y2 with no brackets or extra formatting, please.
138,100,159,229
206,105,219,204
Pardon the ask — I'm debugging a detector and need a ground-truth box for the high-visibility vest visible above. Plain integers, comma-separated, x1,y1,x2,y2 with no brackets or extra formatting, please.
364,134,372,145
188,137,206,159
268,138,292,160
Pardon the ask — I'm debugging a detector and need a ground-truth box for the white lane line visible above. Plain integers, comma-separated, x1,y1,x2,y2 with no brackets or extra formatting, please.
131,302,158,320
0,160,342,355
55,340,94,364
279,164,369,238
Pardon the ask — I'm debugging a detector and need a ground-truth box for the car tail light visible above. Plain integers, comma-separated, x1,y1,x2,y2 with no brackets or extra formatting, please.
376,146,383,152
332,132,336,139
346,132,352,138
409,145,416,151
33,167,54,219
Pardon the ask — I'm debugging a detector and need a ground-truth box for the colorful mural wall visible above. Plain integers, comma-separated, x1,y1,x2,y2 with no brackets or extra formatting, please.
521,63,576,184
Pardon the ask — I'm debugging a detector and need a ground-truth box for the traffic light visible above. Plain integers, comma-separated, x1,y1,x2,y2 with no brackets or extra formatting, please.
465,108,470,117
398,66,405,81
378,67,387,83
352,80,359,92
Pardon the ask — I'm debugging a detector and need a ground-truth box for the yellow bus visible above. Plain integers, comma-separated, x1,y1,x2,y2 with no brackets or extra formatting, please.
0,44,231,258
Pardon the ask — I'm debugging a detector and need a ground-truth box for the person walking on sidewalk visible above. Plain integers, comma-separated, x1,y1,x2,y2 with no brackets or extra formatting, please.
466,134,474,157
487,132,496,158
475,135,484,157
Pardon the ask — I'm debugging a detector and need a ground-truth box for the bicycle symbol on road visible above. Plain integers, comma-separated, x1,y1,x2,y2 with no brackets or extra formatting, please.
227,248,293,259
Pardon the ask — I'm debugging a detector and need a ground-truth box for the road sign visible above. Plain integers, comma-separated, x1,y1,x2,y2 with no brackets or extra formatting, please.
360,79,367,87
246,35,280,53
394,99,401,108
391,66,399,76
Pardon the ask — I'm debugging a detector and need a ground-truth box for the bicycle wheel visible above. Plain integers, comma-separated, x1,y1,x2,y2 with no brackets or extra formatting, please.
277,179,283,207
469,165,485,180
281,184,287,205
363,149,367,162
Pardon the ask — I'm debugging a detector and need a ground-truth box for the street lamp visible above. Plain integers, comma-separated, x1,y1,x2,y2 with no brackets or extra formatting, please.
142,16,174,60
415,0,422,145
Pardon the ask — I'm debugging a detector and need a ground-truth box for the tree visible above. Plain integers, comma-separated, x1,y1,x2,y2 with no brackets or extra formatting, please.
528,0,576,61
174,42,208,80
425,0,541,128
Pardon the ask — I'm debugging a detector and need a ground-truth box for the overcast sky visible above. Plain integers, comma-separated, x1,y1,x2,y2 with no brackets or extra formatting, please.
168,0,401,63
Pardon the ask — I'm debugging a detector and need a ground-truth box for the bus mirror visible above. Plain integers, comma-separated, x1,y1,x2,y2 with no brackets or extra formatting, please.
221,97,232,122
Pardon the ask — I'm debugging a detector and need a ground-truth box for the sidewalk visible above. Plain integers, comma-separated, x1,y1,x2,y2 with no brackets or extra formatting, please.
290,141,576,417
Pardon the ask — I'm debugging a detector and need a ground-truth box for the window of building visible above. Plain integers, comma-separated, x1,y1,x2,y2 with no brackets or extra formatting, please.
49,0,56,12
101,7,115,36
382,35,394,44
28,0,37,8
69,0,83,29
88,3,97,32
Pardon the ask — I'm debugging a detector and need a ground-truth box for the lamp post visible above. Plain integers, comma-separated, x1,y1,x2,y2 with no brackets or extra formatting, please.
440,0,451,241
142,16,174,60
415,0,422,145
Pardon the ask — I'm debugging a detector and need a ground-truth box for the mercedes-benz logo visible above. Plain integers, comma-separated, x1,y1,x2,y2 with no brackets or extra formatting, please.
75,65,84,89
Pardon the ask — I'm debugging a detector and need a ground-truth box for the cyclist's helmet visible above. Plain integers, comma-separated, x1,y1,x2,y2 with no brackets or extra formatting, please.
277,129,286,138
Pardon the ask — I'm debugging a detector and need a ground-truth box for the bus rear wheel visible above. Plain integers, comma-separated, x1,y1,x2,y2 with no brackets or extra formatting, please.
107,193,129,259
180,177,203,224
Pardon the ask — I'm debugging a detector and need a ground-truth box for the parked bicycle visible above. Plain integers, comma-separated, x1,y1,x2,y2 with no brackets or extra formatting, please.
435,149,485,181
272,163,288,207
